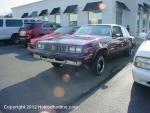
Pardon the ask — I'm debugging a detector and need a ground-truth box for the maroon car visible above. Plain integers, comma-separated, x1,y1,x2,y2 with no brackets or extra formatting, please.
28,26,78,51
32,24,132,76
19,21,61,43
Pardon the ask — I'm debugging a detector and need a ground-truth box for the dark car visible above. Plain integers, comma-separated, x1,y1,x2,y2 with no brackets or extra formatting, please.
27,26,79,50
32,24,132,76
19,21,61,43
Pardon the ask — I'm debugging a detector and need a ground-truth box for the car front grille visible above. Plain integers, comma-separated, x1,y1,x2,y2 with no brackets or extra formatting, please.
44,44,68,53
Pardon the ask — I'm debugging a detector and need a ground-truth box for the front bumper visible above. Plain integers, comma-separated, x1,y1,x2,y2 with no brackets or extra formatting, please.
20,36,31,43
132,66,150,87
31,49,91,66
33,54,82,66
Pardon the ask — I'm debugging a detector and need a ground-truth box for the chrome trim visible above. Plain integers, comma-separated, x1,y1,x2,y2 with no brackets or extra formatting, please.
33,54,82,66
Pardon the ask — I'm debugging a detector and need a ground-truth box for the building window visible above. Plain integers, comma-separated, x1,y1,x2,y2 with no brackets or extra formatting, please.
55,15,60,24
143,13,148,32
69,13,77,26
88,11,102,24
116,7,123,25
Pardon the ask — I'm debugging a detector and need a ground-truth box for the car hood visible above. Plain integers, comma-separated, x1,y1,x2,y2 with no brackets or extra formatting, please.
135,40,150,58
40,35,111,46
32,33,63,42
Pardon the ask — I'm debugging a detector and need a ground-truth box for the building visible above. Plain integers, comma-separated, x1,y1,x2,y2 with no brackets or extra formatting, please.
12,0,150,37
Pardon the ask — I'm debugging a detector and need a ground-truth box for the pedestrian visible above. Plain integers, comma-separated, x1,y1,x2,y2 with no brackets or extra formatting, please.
126,25,130,33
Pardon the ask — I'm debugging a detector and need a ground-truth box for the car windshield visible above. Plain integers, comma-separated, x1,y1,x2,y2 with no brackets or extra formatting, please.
54,27,73,34
147,32,150,40
22,23,35,29
74,25,111,36
22,23,40,29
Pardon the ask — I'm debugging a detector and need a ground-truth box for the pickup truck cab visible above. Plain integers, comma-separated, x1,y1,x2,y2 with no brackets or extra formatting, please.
132,32,150,87
33,24,132,76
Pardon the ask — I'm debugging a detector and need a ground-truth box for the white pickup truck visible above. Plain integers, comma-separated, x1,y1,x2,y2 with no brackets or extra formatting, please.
132,32,150,87
0,18,36,44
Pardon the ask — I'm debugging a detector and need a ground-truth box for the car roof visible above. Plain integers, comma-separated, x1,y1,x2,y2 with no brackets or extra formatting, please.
87,24,123,27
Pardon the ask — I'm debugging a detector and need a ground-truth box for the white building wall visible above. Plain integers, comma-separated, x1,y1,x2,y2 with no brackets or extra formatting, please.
12,0,150,36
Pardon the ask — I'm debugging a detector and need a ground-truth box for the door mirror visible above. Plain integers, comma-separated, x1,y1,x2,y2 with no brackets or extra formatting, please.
115,33,121,37
112,33,121,38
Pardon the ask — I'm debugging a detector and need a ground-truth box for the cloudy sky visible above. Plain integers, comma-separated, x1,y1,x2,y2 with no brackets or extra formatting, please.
0,0,42,15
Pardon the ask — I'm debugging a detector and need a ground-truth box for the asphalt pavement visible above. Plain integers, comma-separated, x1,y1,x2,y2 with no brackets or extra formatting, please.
0,39,145,113
70,63,150,113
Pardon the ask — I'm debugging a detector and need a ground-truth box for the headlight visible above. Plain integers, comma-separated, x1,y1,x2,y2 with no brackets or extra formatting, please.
76,47,82,53
69,46,82,53
134,57,150,70
37,43,44,49
69,46,76,53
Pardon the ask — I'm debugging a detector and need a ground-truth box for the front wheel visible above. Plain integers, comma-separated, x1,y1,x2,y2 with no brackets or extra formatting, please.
92,55,105,76
51,62,61,67
125,46,133,57
11,34,20,44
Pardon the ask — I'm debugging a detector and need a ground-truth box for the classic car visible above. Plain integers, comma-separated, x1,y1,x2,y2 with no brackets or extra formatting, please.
132,32,150,87
27,26,78,50
32,24,132,76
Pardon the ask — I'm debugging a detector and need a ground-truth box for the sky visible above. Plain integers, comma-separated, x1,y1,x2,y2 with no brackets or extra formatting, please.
0,0,42,15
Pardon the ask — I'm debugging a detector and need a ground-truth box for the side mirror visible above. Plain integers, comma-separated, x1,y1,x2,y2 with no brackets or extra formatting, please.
112,33,121,38
115,33,121,37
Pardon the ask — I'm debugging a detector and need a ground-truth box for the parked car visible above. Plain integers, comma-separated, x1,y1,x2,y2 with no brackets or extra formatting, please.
132,32,150,87
0,18,37,44
28,26,78,50
32,24,132,76
19,22,61,43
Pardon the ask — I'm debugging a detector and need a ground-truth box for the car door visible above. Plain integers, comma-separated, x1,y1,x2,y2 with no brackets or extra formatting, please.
108,26,124,56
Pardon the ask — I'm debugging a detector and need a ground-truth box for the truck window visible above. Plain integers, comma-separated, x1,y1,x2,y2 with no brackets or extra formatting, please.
0,19,3,27
6,19,23,27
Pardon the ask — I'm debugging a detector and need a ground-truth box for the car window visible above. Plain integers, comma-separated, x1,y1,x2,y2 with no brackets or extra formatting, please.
0,19,3,27
43,23,53,29
122,27,130,37
6,19,23,27
74,25,111,36
21,23,35,29
54,27,73,34
147,32,150,40
112,26,123,37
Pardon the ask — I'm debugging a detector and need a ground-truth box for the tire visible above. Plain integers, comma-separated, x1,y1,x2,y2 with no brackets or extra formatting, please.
51,62,61,67
92,54,105,76
125,46,133,57
11,34,20,44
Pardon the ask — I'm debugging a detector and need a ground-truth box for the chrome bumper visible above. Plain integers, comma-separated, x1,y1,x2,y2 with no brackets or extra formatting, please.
33,54,82,66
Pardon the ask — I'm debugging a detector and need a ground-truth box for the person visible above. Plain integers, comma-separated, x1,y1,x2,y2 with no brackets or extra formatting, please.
126,25,130,33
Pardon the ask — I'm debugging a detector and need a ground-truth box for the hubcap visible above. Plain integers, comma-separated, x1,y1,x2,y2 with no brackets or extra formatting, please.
129,48,132,55
97,56,105,74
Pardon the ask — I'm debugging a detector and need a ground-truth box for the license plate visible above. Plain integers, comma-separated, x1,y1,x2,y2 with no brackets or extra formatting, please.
33,54,41,59
41,57,48,62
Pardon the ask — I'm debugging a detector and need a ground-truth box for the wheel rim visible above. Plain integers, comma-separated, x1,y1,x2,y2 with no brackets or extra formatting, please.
129,48,132,55
13,36,19,44
97,56,105,74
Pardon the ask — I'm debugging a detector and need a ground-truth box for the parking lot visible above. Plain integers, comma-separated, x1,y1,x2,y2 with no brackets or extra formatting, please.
0,39,145,113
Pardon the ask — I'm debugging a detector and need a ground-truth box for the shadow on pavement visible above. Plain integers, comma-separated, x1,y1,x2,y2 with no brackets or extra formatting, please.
128,83,150,113
0,56,132,113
